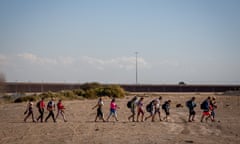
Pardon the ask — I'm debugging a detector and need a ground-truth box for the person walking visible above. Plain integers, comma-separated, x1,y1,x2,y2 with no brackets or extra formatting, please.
45,98,56,123
206,96,217,122
162,100,171,122
144,99,156,122
127,96,138,122
106,98,120,122
186,97,197,122
153,96,162,121
36,98,45,123
24,99,36,122
56,99,67,122
200,97,213,122
136,97,145,122
92,97,105,122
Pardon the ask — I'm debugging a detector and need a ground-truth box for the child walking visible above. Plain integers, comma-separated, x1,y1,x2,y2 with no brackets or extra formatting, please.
106,98,120,122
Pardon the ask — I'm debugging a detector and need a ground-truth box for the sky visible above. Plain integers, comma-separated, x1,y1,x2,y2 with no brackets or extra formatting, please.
0,0,240,84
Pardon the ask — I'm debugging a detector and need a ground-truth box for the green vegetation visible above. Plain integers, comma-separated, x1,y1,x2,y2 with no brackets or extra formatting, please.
14,94,38,103
12,83,125,103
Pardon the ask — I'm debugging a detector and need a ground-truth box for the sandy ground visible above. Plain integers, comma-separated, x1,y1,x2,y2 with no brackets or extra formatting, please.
0,93,240,144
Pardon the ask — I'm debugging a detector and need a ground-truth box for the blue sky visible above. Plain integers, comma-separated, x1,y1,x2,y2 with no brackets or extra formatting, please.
0,0,240,84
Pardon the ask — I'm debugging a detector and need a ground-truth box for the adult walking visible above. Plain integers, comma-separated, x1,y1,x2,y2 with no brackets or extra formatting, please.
127,96,138,122
92,97,105,122
45,98,56,123
200,97,213,122
36,98,45,122
56,99,67,122
186,97,197,122
136,97,145,122
106,98,120,122
24,99,36,122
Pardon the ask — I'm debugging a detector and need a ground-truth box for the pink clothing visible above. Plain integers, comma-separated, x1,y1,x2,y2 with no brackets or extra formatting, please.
110,102,117,110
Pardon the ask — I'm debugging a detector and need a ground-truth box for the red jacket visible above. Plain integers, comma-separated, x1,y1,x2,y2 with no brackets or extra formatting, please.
57,102,64,110
40,101,45,109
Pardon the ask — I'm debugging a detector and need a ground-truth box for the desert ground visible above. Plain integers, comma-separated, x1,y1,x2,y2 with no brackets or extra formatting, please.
0,93,240,144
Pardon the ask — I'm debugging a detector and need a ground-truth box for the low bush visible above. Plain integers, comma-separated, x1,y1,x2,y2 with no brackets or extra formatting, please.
73,89,85,96
81,82,102,91
59,90,79,100
38,91,56,99
12,83,125,103
95,85,125,98
14,95,37,103
84,89,98,99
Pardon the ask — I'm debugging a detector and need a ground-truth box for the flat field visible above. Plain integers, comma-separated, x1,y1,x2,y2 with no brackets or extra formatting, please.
0,93,240,144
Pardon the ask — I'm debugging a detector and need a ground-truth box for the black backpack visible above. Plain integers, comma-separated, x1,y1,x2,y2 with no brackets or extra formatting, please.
146,103,151,112
186,100,191,108
162,102,167,110
127,101,132,109
200,101,208,110
36,101,40,108
146,100,154,112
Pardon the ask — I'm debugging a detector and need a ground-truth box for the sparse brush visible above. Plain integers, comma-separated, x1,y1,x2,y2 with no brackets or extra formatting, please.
12,83,125,103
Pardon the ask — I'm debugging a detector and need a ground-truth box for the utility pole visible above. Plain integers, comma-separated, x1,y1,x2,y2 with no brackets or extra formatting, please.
135,52,138,85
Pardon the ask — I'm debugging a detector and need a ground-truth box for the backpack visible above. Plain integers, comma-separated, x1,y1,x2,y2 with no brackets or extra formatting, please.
162,102,167,110
36,101,40,108
127,101,132,109
186,100,192,108
48,101,53,108
200,101,208,110
146,100,154,112
146,103,152,112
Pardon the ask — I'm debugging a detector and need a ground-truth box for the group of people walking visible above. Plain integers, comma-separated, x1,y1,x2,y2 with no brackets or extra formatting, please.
126,96,172,122
92,96,217,123
24,97,67,123
24,95,217,123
